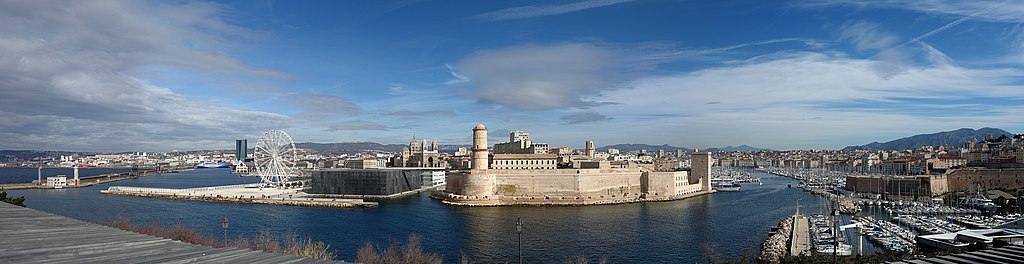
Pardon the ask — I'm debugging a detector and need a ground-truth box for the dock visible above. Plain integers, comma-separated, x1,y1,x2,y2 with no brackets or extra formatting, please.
0,167,192,191
790,215,811,256
101,184,378,208
0,202,343,263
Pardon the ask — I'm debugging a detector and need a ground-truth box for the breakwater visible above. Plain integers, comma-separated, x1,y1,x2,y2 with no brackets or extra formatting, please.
759,216,795,263
102,184,377,208
0,167,191,190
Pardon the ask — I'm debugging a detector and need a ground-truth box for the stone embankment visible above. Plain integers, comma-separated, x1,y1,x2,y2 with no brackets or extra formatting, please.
759,216,794,264
105,190,377,208
433,190,713,206
102,184,378,208
805,188,860,214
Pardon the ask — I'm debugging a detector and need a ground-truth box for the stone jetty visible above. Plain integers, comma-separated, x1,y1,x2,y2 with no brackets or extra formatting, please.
759,216,795,264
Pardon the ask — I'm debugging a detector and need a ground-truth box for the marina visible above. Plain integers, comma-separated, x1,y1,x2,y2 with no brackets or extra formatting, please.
759,165,1024,260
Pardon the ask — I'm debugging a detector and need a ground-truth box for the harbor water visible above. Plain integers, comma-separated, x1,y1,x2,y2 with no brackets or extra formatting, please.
7,168,820,263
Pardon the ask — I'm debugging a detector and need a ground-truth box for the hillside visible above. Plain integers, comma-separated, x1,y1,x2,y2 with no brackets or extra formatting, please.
841,127,1014,151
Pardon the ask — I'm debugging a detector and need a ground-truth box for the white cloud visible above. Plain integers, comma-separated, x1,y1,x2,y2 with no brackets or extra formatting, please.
0,0,290,151
474,0,635,22
449,43,619,110
595,49,1024,149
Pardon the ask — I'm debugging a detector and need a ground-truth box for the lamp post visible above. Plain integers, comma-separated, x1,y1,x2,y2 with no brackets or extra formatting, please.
833,204,839,264
221,217,229,245
516,217,523,264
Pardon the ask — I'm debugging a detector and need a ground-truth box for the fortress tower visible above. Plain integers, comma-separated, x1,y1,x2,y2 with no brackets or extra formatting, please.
585,140,595,158
692,152,712,192
472,123,489,170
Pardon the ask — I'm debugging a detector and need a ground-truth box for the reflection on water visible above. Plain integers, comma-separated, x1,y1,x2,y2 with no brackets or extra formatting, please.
6,168,818,263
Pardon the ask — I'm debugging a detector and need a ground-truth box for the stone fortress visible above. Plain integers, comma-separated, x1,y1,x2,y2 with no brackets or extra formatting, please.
438,123,715,206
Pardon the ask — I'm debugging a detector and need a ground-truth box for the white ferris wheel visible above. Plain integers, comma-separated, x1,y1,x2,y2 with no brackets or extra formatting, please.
254,130,297,187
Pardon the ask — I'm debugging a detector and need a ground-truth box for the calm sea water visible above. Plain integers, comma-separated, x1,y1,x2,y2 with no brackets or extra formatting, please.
0,167,131,184
7,168,833,263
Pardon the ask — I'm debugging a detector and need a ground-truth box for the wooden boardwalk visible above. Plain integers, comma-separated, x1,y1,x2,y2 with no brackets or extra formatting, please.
0,203,346,263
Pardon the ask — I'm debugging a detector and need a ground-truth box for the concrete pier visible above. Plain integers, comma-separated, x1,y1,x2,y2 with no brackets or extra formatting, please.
790,215,811,256
0,167,192,190
102,183,377,208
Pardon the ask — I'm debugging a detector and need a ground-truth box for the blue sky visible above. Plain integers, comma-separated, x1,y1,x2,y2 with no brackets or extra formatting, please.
2,0,1024,152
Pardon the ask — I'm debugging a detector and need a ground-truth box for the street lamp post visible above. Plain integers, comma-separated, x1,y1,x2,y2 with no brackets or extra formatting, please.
221,217,229,246
833,205,839,264
516,217,523,264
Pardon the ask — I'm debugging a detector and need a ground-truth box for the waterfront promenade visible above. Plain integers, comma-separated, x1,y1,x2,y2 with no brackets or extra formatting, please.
101,183,378,208
0,202,341,263
790,215,811,256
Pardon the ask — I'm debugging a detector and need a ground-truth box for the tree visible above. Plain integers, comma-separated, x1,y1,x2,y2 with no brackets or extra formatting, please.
0,191,26,207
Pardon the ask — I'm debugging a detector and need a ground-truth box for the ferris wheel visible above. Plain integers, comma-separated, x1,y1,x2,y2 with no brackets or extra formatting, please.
254,130,297,187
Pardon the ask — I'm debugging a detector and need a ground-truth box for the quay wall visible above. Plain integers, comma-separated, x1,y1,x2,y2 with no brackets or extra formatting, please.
440,169,710,206
845,168,1024,197
946,168,1024,193
102,190,377,208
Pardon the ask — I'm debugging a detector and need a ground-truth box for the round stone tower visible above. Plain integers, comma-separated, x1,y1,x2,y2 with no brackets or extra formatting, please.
472,123,489,171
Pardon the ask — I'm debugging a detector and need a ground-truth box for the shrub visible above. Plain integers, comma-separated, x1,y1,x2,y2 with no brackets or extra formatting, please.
356,234,442,264
105,215,336,260
0,191,25,207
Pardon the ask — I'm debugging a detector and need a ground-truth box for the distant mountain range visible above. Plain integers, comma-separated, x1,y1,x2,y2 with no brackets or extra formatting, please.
596,144,767,153
0,150,94,163
705,145,766,152
294,142,471,154
841,127,1015,151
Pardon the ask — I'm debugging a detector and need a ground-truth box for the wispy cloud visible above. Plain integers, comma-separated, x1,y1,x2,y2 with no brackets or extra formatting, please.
798,0,1023,23
627,38,820,63
443,64,470,85
474,0,635,22
324,120,389,131
449,43,619,110
561,112,612,124
596,46,1024,149
388,110,457,117
292,94,360,113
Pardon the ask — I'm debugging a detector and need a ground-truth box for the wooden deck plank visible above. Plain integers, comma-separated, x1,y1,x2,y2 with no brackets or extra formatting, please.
0,203,346,263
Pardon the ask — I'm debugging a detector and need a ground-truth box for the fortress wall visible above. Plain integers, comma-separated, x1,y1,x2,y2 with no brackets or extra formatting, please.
946,169,1024,192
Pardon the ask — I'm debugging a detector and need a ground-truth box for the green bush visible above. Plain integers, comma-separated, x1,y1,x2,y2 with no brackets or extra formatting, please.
0,191,25,207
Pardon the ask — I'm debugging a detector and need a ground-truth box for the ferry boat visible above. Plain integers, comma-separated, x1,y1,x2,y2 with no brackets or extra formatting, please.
713,181,741,191
196,162,230,169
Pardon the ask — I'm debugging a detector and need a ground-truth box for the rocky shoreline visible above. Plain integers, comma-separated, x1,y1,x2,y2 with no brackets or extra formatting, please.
103,190,377,208
759,216,794,264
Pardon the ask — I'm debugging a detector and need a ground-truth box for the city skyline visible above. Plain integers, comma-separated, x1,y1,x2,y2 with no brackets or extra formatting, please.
2,0,1024,152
